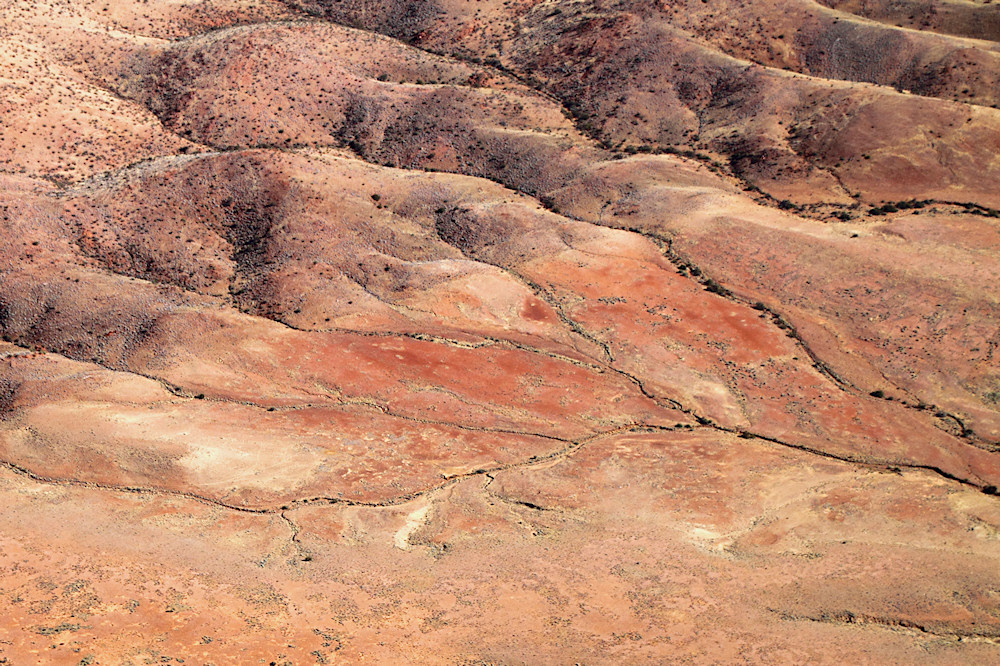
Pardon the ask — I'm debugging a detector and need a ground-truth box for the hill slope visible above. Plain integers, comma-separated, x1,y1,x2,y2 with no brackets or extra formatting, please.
0,0,999,662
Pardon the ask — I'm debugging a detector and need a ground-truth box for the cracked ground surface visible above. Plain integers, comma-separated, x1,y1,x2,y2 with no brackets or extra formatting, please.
1,0,999,662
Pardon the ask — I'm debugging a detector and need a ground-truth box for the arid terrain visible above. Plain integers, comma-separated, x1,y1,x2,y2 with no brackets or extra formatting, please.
1,0,999,662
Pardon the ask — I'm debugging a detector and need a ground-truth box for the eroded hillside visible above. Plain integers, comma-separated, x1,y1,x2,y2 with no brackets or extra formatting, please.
0,0,998,662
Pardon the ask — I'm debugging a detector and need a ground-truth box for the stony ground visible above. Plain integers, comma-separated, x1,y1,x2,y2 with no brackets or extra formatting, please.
0,0,998,663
